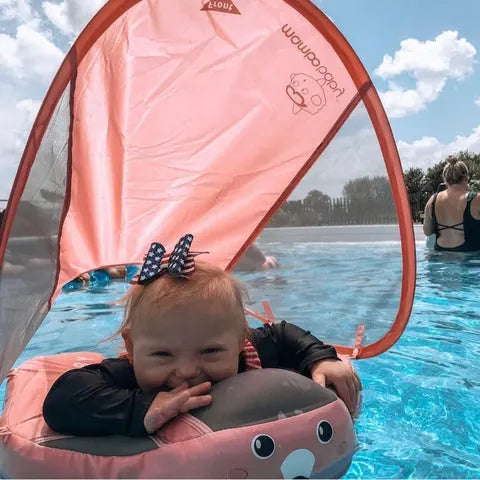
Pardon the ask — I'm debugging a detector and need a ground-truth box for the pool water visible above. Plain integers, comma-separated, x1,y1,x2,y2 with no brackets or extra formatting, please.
1,239,480,478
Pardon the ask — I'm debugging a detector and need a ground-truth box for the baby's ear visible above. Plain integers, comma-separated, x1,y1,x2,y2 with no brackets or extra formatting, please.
121,328,134,362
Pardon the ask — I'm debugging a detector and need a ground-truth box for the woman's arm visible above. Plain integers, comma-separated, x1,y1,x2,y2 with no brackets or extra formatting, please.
423,194,436,236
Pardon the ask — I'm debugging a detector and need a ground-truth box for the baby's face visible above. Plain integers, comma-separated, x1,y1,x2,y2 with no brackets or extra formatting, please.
126,301,245,391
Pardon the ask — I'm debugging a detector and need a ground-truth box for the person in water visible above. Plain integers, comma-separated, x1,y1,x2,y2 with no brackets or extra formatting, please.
423,157,480,252
234,243,280,272
65,266,128,289
43,235,361,437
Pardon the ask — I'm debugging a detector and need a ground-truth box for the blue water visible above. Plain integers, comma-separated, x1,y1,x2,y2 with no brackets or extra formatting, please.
1,238,480,478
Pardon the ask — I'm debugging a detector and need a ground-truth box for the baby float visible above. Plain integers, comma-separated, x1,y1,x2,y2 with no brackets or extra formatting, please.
1,351,356,479
0,0,416,478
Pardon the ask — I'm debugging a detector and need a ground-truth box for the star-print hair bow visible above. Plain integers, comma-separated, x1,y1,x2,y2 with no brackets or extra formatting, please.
131,234,207,285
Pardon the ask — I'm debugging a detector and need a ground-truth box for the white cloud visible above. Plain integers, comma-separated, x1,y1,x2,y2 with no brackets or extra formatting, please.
0,0,35,23
475,96,480,107
0,20,64,83
292,126,387,198
398,125,480,170
42,0,106,37
293,114,480,199
0,84,41,197
16,98,42,122
375,31,476,118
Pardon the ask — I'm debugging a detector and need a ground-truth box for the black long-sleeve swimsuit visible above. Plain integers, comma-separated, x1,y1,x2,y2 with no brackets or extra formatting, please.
43,321,338,436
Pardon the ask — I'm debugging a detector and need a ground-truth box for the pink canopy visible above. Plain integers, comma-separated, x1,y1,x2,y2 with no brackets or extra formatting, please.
0,0,415,383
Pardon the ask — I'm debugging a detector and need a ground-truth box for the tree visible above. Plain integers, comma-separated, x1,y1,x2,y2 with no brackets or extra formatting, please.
457,151,480,192
342,175,394,221
267,208,290,227
404,167,426,221
404,167,424,199
282,199,303,217
370,176,392,203
423,151,480,196
302,190,331,225
423,161,445,197
342,176,373,201
457,150,480,180
269,199,303,227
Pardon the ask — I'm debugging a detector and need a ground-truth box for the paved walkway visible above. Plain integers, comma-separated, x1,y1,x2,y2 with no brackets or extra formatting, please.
260,224,426,243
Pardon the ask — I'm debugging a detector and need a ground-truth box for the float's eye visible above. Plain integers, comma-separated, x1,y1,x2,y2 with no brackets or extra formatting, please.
251,434,275,459
316,420,333,444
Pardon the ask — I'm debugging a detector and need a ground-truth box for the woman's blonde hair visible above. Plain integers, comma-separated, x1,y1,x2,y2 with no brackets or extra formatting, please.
110,261,248,341
442,156,469,185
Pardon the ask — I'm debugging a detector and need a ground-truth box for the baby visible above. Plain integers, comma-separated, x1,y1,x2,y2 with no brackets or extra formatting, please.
43,239,361,437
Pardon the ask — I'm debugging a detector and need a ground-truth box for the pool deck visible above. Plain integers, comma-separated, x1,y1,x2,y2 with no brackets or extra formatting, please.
260,224,426,243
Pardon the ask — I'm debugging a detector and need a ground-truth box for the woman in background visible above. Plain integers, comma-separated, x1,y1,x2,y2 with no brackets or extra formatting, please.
423,157,480,252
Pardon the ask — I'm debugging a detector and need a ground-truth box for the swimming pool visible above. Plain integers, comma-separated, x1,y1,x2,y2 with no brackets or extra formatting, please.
1,235,479,478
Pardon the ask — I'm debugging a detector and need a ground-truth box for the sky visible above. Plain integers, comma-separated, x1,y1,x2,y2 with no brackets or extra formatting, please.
0,0,479,200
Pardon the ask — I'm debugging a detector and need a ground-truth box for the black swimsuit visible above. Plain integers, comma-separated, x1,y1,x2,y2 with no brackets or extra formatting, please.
432,192,480,252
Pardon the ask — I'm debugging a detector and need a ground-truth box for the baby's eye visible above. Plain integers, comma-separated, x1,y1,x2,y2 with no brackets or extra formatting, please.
202,347,223,355
152,351,172,357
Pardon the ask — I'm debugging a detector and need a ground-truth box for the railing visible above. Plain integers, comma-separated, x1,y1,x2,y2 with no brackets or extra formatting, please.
269,196,399,227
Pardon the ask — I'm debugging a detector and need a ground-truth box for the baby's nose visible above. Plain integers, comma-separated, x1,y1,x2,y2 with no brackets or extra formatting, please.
176,362,200,380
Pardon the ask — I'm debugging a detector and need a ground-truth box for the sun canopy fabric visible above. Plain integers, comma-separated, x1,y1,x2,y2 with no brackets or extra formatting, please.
0,0,416,384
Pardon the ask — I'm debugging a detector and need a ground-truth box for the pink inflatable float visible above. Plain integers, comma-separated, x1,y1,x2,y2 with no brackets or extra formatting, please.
0,352,356,479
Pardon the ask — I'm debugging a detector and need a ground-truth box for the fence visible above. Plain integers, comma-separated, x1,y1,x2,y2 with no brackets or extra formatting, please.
323,197,398,225
269,196,400,227
0,197,423,227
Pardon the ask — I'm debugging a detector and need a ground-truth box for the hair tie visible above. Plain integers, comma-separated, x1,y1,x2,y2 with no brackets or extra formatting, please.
131,234,208,285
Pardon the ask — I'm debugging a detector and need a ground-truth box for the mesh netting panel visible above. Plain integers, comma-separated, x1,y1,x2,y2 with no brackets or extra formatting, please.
0,84,71,382
236,102,402,348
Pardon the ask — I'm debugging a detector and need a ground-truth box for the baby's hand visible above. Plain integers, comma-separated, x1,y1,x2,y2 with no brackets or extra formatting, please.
310,359,362,414
144,381,212,434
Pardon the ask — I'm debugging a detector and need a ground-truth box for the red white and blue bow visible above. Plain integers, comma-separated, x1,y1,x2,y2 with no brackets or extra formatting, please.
132,234,207,285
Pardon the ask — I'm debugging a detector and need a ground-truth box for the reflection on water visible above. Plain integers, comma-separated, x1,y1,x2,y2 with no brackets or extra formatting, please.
345,244,480,479
1,231,480,478
237,241,402,348
423,249,480,293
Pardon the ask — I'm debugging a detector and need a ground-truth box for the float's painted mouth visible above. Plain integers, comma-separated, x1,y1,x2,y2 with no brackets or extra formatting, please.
280,449,315,479
310,451,354,479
